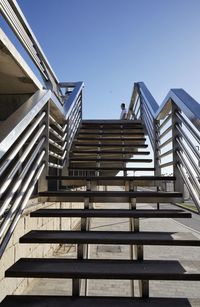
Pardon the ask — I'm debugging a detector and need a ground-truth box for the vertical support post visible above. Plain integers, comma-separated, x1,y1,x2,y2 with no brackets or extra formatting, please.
38,102,50,193
75,195,90,297
84,180,93,296
97,131,101,176
122,125,127,176
154,119,161,177
72,279,80,297
61,122,69,182
171,103,184,196
140,96,143,121
154,119,162,209
129,180,148,298
128,179,136,297
140,280,149,298
76,179,93,296
79,91,83,122
96,126,102,176
66,117,70,169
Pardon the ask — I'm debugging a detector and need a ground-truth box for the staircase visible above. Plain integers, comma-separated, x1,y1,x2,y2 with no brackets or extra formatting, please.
1,119,200,306
1,2,200,305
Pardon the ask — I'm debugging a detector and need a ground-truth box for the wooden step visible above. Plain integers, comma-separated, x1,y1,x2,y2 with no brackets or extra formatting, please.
1,296,195,306
20,231,200,246
5,258,200,280
30,209,191,218
38,190,182,203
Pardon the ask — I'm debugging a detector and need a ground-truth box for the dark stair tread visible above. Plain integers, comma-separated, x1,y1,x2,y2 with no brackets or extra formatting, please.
81,120,143,126
30,209,191,218
75,137,147,141
46,175,176,181
68,167,155,171
80,127,144,130
38,191,182,197
78,131,145,135
46,176,174,186
38,190,181,203
5,258,200,280
73,143,148,147
80,128,144,131
69,158,152,162
71,150,150,154
80,129,144,132
73,141,145,148
20,231,200,246
81,119,142,123
1,295,195,307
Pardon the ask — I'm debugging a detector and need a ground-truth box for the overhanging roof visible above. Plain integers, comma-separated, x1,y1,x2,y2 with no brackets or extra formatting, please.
0,28,42,94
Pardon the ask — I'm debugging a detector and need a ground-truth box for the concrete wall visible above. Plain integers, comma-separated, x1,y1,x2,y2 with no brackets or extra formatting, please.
0,94,31,121
0,200,81,302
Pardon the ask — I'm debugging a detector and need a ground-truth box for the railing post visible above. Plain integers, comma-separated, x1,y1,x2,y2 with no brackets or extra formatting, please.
61,118,70,178
171,102,184,195
154,118,161,177
38,102,50,193
139,96,143,121
154,118,163,205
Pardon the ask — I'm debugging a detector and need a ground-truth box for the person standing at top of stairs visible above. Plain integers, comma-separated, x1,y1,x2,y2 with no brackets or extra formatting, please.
120,103,128,119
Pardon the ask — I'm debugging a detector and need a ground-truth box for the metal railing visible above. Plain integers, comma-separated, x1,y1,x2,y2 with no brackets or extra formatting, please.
48,83,83,169
0,92,47,257
0,0,84,256
0,83,83,257
0,0,62,100
128,82,200,212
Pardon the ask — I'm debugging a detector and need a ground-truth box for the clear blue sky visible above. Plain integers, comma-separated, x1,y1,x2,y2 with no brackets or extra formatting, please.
4,0,200,118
